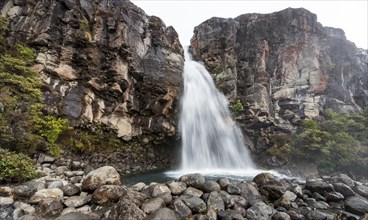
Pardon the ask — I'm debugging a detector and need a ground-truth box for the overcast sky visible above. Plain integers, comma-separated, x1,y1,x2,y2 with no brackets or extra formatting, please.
131,1,368,49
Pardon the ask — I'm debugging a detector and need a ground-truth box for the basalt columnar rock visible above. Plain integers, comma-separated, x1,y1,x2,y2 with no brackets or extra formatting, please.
1,0,184,144
190,8,368,156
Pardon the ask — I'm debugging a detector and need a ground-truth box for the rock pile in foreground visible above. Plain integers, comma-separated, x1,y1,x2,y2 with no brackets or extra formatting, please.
1,157,368,219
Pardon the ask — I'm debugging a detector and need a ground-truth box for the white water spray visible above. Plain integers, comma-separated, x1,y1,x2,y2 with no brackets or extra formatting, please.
178,48,254,172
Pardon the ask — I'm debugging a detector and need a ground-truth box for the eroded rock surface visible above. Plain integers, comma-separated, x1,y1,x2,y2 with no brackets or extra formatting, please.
1,0,183,146
190,8,368,158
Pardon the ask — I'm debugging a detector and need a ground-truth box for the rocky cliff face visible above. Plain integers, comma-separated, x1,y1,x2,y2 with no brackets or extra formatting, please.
1,0,184,145
191,8,368,156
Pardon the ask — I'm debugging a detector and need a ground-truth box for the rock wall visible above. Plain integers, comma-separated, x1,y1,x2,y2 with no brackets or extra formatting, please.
1,0,184,145
190,8,368,156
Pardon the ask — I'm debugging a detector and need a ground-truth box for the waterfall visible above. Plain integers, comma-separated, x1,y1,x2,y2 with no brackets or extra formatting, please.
179,48,254,172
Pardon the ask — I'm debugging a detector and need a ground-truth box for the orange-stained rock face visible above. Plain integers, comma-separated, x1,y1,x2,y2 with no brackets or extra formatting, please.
191,8,368,155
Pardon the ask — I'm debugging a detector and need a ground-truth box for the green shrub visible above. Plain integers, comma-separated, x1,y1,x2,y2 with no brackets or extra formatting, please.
231,99,244,113
0,16,8,31
77,18,92,41
0,43,71,156
267,134,292,161
269,109,368,176
33,115,71,156
0,148,38,183
15,44,36,65
291,109,368,174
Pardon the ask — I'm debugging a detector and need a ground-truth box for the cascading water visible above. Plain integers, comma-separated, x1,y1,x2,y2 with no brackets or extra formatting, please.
178,48,254,172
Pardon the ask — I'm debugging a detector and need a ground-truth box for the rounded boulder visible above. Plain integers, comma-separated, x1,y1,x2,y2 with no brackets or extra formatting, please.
82,166,121,192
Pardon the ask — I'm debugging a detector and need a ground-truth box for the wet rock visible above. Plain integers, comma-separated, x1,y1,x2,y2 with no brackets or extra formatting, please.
247,201,274,220
183,187,204,197
36,198,64,216
82,166,121,192
354,185,368,198
253,173,277,186
64,195,91,208
305,198,329,209
92,185,126,204
141,197,166,215
203,180,221,193
207,191,225,212
61,184,81,196
261,184,286,201
180,195,207,213
217,178,230,189
312,192,326,201
333,182,355,197
344,196,368,215
179,173,205,189
146,207,179,220
29,188,64,203
172,198,192,219
305,179,333,193
238,182,262,205
167,181,187,195
331,174,355,187
325,191,344,202
226,184,241,195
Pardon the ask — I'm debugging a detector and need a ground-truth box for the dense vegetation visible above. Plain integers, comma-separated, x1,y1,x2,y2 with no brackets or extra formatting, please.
268,109,368,177
0,148,39,184
0,17,69,183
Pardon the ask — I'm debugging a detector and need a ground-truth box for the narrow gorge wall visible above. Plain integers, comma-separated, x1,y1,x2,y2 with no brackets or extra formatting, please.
1,0,184,143
191,8,368,157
